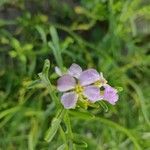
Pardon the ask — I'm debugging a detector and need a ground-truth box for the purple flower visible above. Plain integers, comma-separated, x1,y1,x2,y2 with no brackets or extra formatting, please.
68,63,82,78
57,64,102,109
103,84,119,105
56,63,119,109
90,72,118,105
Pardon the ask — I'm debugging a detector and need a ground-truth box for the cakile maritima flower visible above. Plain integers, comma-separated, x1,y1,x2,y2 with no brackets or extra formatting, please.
56,64,119,109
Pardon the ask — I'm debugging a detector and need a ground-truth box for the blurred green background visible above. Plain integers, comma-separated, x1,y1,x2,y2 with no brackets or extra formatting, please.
0,0,150,149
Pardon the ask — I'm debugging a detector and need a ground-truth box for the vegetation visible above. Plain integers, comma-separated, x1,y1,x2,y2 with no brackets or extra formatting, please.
0,0,149,149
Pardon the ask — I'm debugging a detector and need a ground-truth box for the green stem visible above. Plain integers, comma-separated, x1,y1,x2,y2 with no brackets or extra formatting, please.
64,111,76,150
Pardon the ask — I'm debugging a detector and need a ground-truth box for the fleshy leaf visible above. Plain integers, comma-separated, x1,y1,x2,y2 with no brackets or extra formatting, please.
44,118,61,142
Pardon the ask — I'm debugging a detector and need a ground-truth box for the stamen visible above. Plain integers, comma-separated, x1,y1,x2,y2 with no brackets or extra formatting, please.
94,80,101,87
75,84,83,94
94,79,107,87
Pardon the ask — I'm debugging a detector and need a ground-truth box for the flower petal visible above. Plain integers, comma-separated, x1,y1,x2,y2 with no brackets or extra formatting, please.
83,85,103,103
68,63,82,78
61,92,78,109
55,66,63,76
79,69,100,86
57,75,76,92
103,85,118,105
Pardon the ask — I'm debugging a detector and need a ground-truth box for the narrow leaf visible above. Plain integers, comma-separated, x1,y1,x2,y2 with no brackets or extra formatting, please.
44,118,61,142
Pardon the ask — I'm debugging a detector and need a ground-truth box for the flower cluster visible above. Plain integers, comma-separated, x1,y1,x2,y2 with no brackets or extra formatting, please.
55,64,118,109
